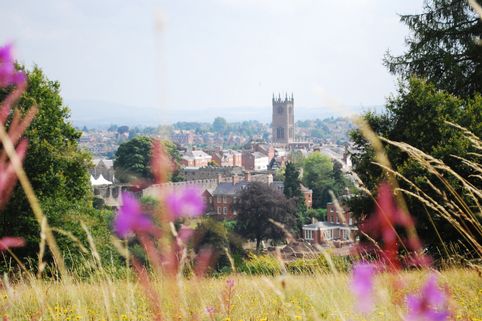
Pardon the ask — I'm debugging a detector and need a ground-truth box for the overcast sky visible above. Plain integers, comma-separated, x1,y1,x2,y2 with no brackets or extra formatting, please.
0,0,424,122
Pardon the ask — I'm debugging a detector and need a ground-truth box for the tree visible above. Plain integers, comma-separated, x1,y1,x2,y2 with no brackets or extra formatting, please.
114,136,153,183
212,117,228,133
350,77,482,252
235,182,297,251
384,0,482,97
302,152,335,208
114,136,184,183
191,218,243,272
284,162,307,232
0,65,93,261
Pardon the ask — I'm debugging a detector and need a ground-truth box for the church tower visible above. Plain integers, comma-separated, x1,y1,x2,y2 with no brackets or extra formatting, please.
272,93,294,145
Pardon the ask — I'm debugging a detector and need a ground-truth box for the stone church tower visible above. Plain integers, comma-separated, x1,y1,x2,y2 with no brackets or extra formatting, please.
272,93,294,144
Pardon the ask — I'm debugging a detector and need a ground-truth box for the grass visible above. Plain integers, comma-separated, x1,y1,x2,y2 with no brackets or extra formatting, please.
1,268,481,321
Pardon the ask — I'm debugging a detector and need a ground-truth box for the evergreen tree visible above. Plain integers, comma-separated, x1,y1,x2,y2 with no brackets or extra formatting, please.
385,0,482,97
283,162,307,232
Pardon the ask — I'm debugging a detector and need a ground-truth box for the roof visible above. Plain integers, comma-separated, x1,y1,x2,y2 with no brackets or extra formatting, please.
213,181,249,196
303,221,358,230
252,152,268,159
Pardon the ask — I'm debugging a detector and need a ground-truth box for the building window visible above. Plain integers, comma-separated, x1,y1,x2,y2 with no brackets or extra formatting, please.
304,230,313,240
223,207,227,215
217,196,221,203
276,127,284,139
217,207,221,214
349,217,353,225
223,196,227,203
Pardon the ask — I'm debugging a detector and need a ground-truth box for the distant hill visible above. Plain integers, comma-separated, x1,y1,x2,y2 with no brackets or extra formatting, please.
66,99,382,128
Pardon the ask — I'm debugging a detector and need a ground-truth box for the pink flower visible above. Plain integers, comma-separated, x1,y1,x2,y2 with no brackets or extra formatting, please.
0,43,25,88
405,275,449,321
0,237,25,251
350,262,376,314
114,193,154,238
165,187,205,219
226,278,235,288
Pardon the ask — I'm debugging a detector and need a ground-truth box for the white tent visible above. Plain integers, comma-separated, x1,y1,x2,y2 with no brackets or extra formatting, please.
90,174,113,186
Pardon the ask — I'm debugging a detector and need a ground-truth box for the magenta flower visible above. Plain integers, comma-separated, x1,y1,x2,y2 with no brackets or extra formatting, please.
0,237,25,251
226,278,235,288
405,275,449,321
0,43,25,88
114,193,154,238
350,262,376,314
165,187,205,219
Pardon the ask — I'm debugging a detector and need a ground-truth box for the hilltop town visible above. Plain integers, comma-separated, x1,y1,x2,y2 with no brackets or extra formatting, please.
86,95,358,253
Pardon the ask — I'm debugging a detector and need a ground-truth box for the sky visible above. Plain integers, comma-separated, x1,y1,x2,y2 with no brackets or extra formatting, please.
0,0,424,124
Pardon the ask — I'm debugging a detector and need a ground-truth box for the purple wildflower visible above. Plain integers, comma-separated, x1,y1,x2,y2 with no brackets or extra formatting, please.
204,306,215,314
350,262,376,314
0,237,25,251
405,275,450,321
114,192,154,238
226,278,235,288
165,187,205,219
0,43,25,88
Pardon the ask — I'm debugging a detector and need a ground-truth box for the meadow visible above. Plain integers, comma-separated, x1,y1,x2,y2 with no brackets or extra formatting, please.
1,268,481,321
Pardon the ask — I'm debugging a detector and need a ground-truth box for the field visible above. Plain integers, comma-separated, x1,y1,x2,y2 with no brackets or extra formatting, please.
2,268,481,321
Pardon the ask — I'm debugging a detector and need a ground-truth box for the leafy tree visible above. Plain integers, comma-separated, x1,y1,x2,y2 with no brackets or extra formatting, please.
235,182,297,251
114,136,183,183
0,66,93,261
191,218,243,272
212,117,228,133
384,0,482,97
350,77,482,251
284,162,307,232
114,136,153,182
302,152,335,208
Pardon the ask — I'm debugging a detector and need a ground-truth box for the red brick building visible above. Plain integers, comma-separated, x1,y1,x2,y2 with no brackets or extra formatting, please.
302,201,357,244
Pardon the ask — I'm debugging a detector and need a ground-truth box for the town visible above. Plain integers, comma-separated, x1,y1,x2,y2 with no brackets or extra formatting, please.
87,94,358,254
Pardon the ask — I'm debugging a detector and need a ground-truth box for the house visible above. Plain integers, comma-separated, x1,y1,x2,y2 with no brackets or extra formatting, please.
302,201,357,245
242,151,269,171
211,149,243,167
211,177,249,219
181,150,212,168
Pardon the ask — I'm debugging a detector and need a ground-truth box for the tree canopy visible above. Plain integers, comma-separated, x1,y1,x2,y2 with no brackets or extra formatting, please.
114,136,183,183
385,0,482,97
302,152,334,208
350,77,482,251
235,182,297,251
0,65,94,261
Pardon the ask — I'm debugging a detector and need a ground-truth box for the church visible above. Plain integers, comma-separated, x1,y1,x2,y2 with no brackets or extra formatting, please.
272,93,295,145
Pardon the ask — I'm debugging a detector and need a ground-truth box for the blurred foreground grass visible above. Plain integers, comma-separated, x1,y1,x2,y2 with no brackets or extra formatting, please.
2,268,481,321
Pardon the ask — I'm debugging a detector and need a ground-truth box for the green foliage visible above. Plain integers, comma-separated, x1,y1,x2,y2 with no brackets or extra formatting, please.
114,136,153,183
286,254,351,274
284,162,307,234
114,136,183,183
212,117,228,133
302,152,334,208
306,208,326,222
0,66,93,263
191,218,243,272
350,77,482,250
384,0,482,98
239,254,283,276
235,182,297,251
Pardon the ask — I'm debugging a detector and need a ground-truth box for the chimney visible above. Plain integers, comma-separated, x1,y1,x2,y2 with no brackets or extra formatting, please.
244,171,251,182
